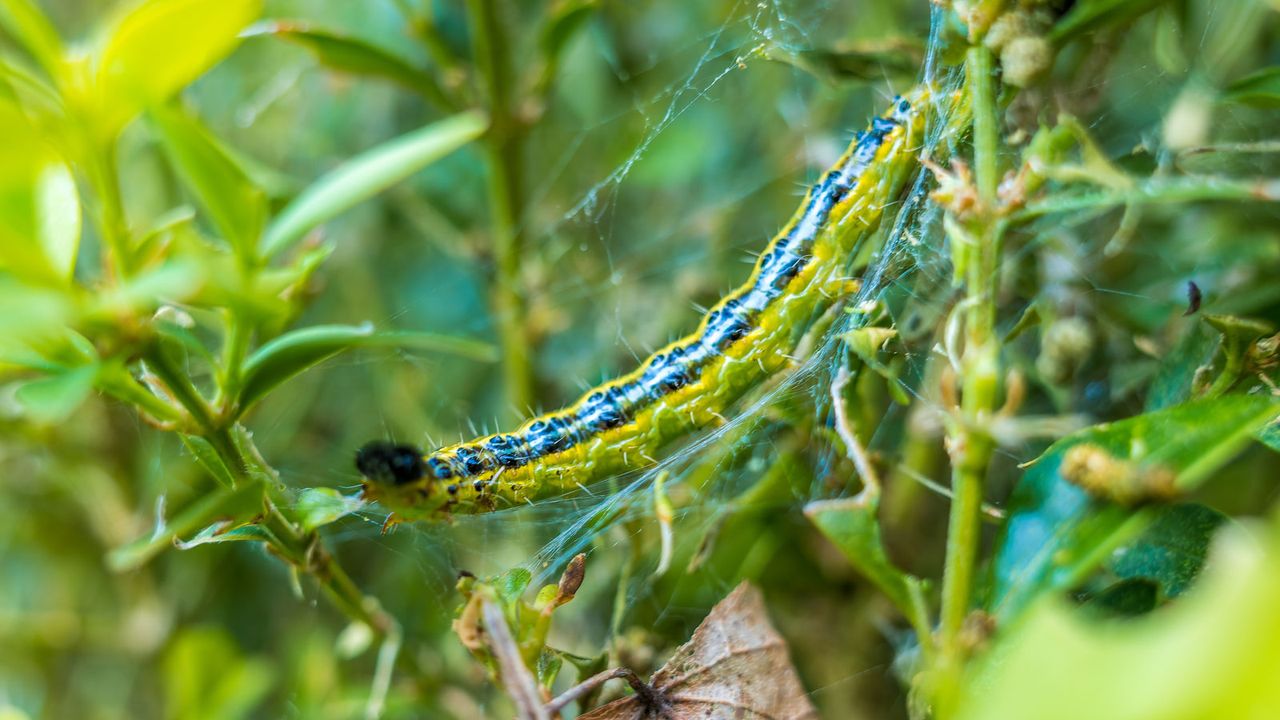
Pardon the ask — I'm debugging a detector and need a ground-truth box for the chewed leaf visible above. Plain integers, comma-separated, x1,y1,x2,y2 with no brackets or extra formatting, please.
259,110,487,257
1106,503,1224,600
580,582,817,720
295,487,363,531
108,480,265,571
992,395,1279,622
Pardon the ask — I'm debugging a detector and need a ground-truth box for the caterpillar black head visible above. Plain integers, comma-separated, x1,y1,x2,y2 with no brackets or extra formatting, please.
355,441,426,486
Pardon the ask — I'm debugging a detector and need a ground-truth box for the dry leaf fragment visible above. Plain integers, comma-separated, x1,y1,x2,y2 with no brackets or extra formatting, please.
579,582,819,720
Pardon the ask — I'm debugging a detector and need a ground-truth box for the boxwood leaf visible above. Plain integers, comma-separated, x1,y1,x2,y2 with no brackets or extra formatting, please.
260,110,487,258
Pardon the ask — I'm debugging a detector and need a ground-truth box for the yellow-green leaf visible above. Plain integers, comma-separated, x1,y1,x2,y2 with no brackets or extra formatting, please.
94,0,262,136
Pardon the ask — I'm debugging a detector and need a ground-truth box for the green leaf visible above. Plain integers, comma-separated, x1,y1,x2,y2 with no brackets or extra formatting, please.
1106,503,1224,599
295,487,362,531
1145,320,1216,411
164,628,275,720
248,20,452,108
180,434,237,489
1223,66,1280,108
992,395,1280,622
14,363,97,422
108,480,264,571
94,0,262,136
236,323,495,414
236,323,372,411
0,98,81,284
806,490,927,631
1049,0,1171,44
959,521,1280,720
1259,416,1280,454
0,0,63,78
769,43,923,83
534,0,597,93
149,102,267,260
260,110,487,258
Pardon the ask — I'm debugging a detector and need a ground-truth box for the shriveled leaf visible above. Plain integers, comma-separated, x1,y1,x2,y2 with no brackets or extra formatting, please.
580,583,817,720
295,487,363,531
236,323,494,413
959,522,1280,720
992,395,1279,622
1223,67,1280,108
260,110,487,258
108,480,264,570
248,20,451,107
149,102,267,259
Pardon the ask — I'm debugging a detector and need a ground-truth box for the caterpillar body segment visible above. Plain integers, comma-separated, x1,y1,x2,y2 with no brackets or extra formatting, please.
357,88,930,521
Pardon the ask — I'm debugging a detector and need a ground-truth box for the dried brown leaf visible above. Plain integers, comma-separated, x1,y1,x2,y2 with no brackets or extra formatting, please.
579,582,819,720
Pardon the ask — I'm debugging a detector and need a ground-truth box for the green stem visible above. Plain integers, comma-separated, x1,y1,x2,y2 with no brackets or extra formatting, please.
89,143,133,281
936,45,1003,716
467,0,534,417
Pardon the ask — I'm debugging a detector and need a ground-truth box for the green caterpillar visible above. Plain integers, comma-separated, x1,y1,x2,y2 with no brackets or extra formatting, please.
357,87,931,522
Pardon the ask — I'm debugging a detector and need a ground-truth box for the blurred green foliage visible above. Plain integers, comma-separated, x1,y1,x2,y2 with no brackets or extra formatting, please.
1,0,1279,719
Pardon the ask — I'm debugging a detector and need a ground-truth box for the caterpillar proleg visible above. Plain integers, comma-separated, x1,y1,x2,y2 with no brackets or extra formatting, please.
357,87,930,521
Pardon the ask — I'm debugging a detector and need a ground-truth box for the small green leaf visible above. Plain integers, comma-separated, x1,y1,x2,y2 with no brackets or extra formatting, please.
1223,66,1280,108
236,323,495,414
1259,417,1280,454
180,434,237,489
149,102,267,260
1145,320,1217,411
0,0,64,78
806,493,925,623
94,0,262,136
260,110,487,258
15,363,98,422
295,487,363,531
248,20,452,108
493,568,532,605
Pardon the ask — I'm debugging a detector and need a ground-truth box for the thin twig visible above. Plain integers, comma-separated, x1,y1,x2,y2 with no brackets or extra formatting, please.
481,600,549,720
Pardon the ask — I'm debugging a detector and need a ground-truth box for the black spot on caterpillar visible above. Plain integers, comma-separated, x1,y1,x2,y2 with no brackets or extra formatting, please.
358,88,931,521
